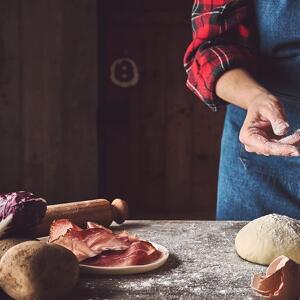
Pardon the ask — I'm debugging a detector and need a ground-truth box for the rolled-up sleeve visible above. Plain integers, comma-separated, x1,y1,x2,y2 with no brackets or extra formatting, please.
183,0,256,111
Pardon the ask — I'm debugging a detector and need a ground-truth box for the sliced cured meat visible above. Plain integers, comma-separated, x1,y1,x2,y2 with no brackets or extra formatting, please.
87,221,112,233
79,228,131,252
48,219,162,266
52,229,98,262
86,222,138,242
83,241,162,267
50,221,132,262
49,219,82,242
52,228,132,262
115,230,139,243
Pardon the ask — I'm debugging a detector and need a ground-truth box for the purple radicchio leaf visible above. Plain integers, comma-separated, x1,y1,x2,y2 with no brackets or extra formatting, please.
0,191,47,238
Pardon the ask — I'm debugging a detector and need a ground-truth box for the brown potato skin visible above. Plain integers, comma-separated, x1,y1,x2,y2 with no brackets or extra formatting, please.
0,238,31,259
0,241,79,300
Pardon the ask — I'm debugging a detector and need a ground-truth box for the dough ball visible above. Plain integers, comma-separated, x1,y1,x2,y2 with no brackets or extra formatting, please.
0,241,79,300
235,214,300,265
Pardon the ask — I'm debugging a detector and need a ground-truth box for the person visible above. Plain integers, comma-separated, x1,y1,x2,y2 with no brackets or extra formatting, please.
184,0,300,220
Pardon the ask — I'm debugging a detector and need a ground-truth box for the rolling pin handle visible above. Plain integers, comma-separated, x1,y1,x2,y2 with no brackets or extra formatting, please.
111,198,129,224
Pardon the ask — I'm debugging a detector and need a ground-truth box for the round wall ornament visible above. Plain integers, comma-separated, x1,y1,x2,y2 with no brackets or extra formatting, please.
110,57,139,88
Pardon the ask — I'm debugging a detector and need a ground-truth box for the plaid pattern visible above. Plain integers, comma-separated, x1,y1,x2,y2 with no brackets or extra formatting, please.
184,0,256,111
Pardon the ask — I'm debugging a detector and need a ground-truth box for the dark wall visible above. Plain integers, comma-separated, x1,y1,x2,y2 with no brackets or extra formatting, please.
0,0,98,203
99,1,225,219
0,0,224,219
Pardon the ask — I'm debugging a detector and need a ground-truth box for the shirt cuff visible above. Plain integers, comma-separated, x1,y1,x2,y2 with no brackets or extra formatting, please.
185,44,255,112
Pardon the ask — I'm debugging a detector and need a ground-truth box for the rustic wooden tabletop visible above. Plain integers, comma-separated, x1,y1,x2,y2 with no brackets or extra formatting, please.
63,220,265,300
0,220,266,299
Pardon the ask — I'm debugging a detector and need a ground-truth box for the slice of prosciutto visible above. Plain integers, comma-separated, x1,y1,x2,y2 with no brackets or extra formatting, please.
87,221,139,243
49,219,82,242
48,219,162,266
50,222,131,262
82,241,162,267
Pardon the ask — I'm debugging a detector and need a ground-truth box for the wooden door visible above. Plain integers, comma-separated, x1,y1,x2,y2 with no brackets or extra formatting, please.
99,1,225,219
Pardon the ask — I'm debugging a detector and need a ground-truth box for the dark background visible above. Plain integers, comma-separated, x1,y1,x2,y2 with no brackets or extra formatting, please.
0,0,224,219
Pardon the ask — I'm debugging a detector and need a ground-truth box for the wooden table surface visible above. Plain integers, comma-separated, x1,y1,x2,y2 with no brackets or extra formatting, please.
59,220,265,300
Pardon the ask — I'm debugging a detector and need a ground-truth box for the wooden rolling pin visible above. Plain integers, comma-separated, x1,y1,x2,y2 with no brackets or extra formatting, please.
35,198,128,237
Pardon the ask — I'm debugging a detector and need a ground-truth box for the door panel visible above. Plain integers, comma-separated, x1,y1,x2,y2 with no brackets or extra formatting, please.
100,1,225,219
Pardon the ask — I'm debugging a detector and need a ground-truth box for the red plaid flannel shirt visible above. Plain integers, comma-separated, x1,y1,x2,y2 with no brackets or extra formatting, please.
184,0,256,111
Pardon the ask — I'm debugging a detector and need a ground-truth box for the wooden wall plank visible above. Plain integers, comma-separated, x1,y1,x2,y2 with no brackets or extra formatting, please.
165,24,193,216
102,10,197,218
0,1,21,193
21,0,98,203
42,1,64,202
191,103,225,219
21,0,64,202
101,0,224,219
61,0,98,201
138,23,167,215
103,14,183,217
102,18,139,211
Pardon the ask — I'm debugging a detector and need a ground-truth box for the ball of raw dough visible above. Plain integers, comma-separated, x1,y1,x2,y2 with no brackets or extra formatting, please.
0,241,79,300
235,214,300,265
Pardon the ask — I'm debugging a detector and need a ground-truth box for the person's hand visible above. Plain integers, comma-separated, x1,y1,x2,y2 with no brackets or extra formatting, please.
239,92,300,156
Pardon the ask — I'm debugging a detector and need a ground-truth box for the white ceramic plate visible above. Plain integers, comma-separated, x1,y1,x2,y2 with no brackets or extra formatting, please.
38,237,169,275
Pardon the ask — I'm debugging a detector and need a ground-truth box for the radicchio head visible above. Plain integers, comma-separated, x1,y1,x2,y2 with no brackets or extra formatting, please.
0,191,47,238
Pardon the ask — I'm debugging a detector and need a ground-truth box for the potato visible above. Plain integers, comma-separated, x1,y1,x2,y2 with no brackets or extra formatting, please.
0,241,79,300
0,238,30,259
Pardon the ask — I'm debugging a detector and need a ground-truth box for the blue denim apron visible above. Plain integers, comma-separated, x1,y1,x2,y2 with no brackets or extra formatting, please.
217,1,300,220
